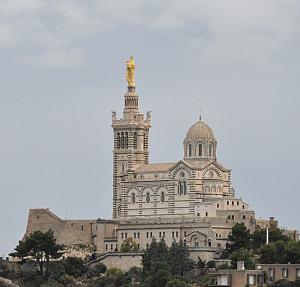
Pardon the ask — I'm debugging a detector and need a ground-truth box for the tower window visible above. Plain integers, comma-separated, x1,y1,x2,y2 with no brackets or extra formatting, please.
209,143,213,157
146,192,150,203
161,192,165,202
131,193,135,204
199,143,203,156
125,132,128,149
188,144,192,157
133,132,138,149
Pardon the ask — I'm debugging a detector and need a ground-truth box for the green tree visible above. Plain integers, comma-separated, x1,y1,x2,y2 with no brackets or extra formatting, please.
63,257,87,277
10,230,63,277
120,237,139,252
166,278,189,287
168,240,192,276
226,223,251,254
251,228,290,252
142,238,168,273
229,248,255,269
144,262,171,287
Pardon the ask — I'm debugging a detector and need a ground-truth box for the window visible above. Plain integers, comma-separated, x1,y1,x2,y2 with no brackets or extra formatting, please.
150,232,152,237
172,232,175,237
227,201,229,205
111,244,113,251
209,143,213,157
184,231,187,236
146,192,150,203
121,233,124,239
205,212,208,217
243,215,246,220
159,232,162,237
237,201,240,206
161,192,165,202
242,205,245,209
131,193,135,204
212,186,216,193
133,132,137,149
282,268,288,279
205,186,210,193
146,232,149,238
296,269,300,279
137,232,140,238
81,225,84,231
125,132,128,149
194,238,199,247
217,204,220,208
125,233,127,238
137,244,140,249
146,243,149,249
269,268,275,281
105,244,108,251
231,215,235,220
199,143,203,156
232,201,234,205
188,144,192,157
208,239,212,247
176,231,179,238
248,274,256,285
227,215,230,219
183,181,187,194
197,213,200,217
163,232,165,237
134,232,136,239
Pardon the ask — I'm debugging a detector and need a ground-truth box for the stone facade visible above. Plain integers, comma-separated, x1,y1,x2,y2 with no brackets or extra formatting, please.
22,60,298,268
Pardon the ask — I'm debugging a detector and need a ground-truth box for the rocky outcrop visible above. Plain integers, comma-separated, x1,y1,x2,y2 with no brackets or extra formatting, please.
0,277,20,287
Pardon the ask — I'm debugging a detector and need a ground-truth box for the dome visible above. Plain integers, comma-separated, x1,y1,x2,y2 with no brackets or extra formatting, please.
185,120,215,142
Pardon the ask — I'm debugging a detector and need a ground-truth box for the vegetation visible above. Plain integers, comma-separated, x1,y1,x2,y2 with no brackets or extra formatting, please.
9,230,63,277
268,279,300,287
222,222,300,268
120,237,139,252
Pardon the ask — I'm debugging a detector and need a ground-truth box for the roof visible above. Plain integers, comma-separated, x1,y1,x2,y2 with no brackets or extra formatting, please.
185,120,215,142
135,162,175,173
134,159,229,174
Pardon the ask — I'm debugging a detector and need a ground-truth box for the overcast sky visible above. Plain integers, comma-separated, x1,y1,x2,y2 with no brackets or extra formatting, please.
1,0,300,256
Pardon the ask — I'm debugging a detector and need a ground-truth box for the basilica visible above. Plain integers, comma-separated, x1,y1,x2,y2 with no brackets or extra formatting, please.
23,58,295,268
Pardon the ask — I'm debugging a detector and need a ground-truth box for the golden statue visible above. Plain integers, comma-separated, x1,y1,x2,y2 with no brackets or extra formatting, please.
126,56,136,87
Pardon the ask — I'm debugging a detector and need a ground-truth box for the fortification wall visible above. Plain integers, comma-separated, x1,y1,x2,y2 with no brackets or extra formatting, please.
24,209,96,246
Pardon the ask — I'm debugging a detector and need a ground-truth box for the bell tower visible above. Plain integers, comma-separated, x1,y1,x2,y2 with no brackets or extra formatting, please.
111,57,151,219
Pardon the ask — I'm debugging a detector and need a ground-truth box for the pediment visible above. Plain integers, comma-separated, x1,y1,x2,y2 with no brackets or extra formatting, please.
203,164,222,179
169,160,193,178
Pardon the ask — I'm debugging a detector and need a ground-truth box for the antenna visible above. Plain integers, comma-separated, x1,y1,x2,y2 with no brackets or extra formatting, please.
65,185,69,220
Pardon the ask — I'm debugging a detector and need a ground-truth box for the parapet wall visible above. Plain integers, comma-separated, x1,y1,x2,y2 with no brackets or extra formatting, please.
24,208,95,246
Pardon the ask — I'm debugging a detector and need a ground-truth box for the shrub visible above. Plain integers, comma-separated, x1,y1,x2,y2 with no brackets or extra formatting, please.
63,257,87,277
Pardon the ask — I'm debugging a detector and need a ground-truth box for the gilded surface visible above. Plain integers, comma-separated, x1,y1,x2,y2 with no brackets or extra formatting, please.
126,56,135,87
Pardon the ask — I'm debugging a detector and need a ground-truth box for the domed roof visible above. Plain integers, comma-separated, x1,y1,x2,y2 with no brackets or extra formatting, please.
185,120,215,142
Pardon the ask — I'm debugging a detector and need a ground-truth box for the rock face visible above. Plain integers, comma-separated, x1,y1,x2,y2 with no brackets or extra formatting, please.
0,277,20,287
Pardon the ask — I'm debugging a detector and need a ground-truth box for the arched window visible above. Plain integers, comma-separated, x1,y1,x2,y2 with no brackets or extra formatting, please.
143,133,147,150
125,132,128,149
133,132,138,149
131,193,135,204
183,181,187,195
211,186,216,194
188,144,192,157
146,192,150,203
198,143,203,156
209,143,213,157
161,192,165,202
208,239,212,247
205,186,210,193
120,133,124,149
117,133,121,149
178,182,183,195
194,238,199,247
